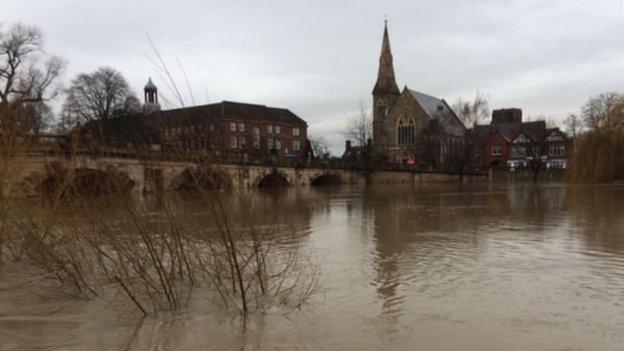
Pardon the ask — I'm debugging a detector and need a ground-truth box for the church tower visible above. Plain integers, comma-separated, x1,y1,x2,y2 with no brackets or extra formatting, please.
143,78,161,113
372,20,400,153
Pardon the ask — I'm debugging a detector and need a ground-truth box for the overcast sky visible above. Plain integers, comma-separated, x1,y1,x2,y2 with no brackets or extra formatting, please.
3,0,624,153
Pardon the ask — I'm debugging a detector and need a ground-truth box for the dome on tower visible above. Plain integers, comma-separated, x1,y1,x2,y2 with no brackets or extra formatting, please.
144,77,157,91
143,77,160,113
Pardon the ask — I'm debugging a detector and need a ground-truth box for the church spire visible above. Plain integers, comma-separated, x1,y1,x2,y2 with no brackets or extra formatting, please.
373,20,400,96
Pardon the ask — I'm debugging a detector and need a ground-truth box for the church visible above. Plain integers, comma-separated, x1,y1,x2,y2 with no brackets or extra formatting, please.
372,22,466,169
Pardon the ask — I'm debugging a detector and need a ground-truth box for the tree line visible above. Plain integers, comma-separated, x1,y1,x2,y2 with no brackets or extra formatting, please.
0,23,145,138
565,93,624,182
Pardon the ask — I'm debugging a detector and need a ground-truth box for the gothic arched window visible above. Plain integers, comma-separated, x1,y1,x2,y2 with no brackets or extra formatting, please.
397,115,415,145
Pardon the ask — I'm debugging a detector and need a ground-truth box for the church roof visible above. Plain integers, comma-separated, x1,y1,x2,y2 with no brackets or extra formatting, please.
408,90,447,119
407,88,465,136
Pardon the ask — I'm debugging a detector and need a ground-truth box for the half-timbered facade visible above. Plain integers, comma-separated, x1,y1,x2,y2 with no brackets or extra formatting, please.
472,109,572,170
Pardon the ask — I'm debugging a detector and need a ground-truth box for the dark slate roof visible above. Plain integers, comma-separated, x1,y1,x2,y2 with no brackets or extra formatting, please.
407,89,465,136
77,100,307,143
152,101,307,127
471,120,548,144
341,146,365,160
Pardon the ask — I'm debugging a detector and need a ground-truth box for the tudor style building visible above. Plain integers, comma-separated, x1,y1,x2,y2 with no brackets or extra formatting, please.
372,22,466,169
470,108,571,170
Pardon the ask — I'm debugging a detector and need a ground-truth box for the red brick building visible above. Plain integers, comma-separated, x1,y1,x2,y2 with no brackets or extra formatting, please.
80,79,310,163
153,100,308,159
470,109,571,171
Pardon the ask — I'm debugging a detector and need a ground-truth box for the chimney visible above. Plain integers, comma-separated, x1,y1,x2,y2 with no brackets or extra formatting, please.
346,140,352,151
492,108,523,124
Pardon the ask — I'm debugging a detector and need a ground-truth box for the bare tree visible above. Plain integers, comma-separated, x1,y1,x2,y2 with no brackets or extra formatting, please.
564,113,583,138
63,67,140,124
345,100,372,147
581,92,621,130
0,23,64,133
451,91,489,127
308,134,330,159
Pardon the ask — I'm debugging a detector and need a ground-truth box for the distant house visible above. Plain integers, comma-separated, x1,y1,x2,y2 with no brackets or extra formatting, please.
77,79,311,163
470,108,571,171
341,140,368,164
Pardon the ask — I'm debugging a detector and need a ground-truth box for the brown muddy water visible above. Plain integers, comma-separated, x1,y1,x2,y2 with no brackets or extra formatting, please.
1,183,624,350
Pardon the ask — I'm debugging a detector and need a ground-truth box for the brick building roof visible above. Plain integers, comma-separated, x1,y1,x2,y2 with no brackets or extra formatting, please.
472,120,548,145
77,100,307,143
153,101,307,126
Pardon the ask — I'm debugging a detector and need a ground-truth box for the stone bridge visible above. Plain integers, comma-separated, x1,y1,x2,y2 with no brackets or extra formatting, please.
7,152,485,198
11,154,368,197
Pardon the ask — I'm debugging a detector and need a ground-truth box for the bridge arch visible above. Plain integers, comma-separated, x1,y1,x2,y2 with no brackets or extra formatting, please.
175,167,231,191
257,169,290,187
41,168,135,198
310,173,344,186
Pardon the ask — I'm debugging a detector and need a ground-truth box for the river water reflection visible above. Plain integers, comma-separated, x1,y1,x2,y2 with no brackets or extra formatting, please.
1,183,624,350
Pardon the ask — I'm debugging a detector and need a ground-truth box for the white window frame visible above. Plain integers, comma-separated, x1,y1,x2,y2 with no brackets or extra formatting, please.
292,127,300,136
549,145,565,157
546,132,564,142
513,134,529,144
275,138,282,150
267,125,273,134
491,146,502,156
293,140,300,151
239,123,245,132
511,146,526,158
230,122,236,132
239,137,246,147
275,125,281,134
230,136,237,148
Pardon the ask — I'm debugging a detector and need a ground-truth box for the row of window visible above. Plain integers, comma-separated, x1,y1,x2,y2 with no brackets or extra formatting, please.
494,146,566,158
165,123,302,139
230,137,300,151
229,122,300,136
508,160,567,170
512,132,566,144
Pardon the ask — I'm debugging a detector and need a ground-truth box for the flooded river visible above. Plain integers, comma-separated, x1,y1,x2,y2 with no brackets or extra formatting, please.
1,183,624,350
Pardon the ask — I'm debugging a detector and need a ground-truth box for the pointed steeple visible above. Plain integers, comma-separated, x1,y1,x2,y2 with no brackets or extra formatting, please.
373,20,400,96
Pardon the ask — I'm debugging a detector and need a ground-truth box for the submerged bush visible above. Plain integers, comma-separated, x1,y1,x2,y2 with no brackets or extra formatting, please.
0,187,319,318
